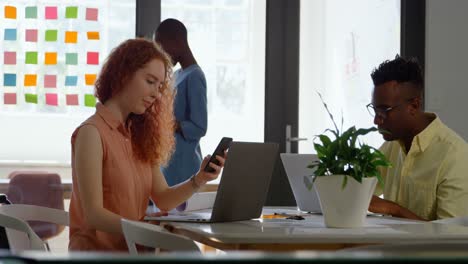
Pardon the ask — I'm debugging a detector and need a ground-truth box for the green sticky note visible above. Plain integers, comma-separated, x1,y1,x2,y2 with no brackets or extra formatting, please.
65,53,78,65
66,6,78,18
25,6,37,18
25,93,38,104
25,51,38,64
84,94,96,107
45,30,58,41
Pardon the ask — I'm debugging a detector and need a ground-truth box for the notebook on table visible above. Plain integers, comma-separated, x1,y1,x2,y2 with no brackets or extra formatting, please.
145,141,279,223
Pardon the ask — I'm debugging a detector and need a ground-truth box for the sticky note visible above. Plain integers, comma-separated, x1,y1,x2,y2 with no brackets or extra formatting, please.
4,74,16,86
25,94,38,104
86,8,98,21
65,76,78,86
87,31,100,40
66,6,78,18
25,51,38,64
65,31,78,43
4,52,16,65
25,6,37,18
45,30,58,41
24,74,37,86
25,29,38,42
44,75,57,88
66,94,79,105
45,6,57,19
4,93,16,105
45,52,57,65
84,94,96,107
5,6,16,19
87,52,99,65
85,74,97,85
65,53,78,65
4,29,17,40
45,93,58,106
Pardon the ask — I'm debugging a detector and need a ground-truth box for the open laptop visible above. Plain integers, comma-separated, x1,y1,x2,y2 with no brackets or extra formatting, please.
280,153,322,213
146,141,279,223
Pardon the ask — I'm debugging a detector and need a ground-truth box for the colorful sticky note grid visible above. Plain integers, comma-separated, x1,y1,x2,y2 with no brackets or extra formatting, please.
86,8,98,21
44,75,57,88
87,52,99,65
24,74,37,86
84,94,96,107
45,6,57,19
65,31,78,43
25,51,38,64
66,94,79,105
66,6,78,18
4,93,16,105
4,29,17,40
4,52,16,65
65,53,78,65
25,6,37,18
25,93,38,104
45,30,58,41
87,31,100,40
85,74,97,85
65,76,78,86
45,52,57,65
45,93,58,106
3,74,16,86
25,29,38,42
5,6,17,19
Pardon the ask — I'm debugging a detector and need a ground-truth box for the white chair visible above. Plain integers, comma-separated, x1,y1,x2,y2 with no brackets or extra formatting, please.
121,219,200,255
0,204,69,252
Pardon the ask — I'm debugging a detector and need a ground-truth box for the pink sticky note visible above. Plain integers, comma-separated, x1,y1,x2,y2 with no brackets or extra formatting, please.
4,93,16,105
25,29,38,42
66,94,79,105
87,52,99,65
45,6,57,19
45,93,58,106
86,8,98,21
4,51,16,64
44,75,57,88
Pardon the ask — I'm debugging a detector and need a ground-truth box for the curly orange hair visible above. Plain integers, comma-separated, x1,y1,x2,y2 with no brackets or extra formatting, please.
95,38,175,166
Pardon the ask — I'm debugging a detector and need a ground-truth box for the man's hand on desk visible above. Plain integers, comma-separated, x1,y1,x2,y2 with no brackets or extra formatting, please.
368,195,427,221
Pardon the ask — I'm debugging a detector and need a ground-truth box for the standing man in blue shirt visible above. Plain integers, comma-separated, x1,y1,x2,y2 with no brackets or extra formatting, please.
154,18,208,186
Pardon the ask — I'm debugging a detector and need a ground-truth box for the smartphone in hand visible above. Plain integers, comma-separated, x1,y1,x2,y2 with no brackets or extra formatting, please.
204,137,233,172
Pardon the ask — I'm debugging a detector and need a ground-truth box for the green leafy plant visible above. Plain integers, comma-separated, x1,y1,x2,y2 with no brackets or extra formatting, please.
304,93,391,190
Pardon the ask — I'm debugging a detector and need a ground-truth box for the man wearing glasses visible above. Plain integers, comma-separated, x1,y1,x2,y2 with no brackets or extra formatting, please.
367,56,468,221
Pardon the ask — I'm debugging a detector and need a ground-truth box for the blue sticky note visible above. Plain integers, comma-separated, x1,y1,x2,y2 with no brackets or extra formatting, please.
4,28,17,40
4,73,17,86
65,76,78,86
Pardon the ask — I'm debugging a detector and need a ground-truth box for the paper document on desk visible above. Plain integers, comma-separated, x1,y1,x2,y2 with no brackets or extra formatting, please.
175,192,216,212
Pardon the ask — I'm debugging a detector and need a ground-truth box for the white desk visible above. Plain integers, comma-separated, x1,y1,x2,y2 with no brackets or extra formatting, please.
165,207,468,251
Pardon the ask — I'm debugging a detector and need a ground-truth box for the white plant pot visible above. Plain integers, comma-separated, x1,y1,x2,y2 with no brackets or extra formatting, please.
313,175,377,228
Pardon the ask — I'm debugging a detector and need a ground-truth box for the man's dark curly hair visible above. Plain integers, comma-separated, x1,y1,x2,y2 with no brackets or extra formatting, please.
371,55,424,94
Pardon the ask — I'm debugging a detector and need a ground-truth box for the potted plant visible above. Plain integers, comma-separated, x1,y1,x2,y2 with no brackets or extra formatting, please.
304,94,391,228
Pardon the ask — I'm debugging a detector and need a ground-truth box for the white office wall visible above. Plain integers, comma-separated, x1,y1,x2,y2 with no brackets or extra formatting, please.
426,0,468,141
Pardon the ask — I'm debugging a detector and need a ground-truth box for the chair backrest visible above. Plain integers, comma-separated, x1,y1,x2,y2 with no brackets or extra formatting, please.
0,205,69,252
121,219,200,255
6,172,65,240
0,212,46,252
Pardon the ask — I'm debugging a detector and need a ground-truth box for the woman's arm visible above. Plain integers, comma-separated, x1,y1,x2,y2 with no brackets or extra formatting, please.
151,154,225,211
74,125,124,234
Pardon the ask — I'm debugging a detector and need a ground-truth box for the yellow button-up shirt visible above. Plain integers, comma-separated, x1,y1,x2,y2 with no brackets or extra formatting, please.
375,114,468,220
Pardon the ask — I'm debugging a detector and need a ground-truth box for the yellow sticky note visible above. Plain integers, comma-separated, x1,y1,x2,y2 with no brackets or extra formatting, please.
87,31,100,40
85,74,97,85
5,6,17,19
45,52,57,65
24,74,37,86
65,31,78,43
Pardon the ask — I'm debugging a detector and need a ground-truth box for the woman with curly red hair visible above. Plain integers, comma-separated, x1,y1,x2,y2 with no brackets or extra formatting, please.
68,38,225,251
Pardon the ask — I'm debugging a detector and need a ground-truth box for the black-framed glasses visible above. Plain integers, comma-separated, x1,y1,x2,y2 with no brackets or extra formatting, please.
366,98,416,119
